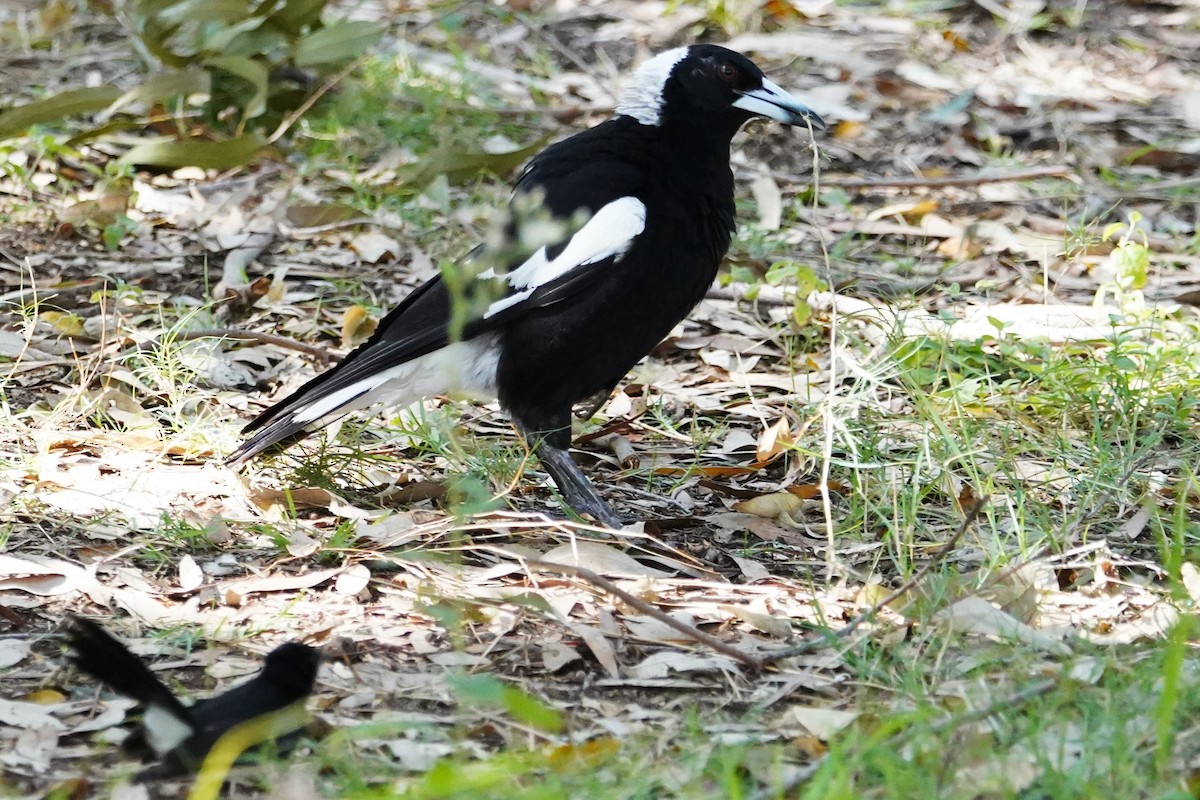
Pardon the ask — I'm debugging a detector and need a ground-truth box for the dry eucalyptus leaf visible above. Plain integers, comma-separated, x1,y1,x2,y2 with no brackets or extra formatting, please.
286,530,320,558
629,651,739,679
0,640,30,669
541,542,672,579
349,232,402,263
936,596,1070,655
1180,562,1200,605
340,304,377,348
720,604,792,638
177,555,204,592
0,554,107,602
729,555,772,581
569,624,619,678
217,567,345,600
541,641,582,672
750,168,782,230
787,705,858,740
734,492,805,519
623,612,698,644
335,564,371,596
755,417,792,464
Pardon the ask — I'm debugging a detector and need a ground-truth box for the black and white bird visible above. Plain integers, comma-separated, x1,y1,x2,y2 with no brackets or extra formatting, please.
228,44,823,527
67,617,321,779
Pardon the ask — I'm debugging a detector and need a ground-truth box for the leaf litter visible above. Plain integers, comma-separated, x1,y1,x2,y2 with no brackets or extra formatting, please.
2,0,1200,795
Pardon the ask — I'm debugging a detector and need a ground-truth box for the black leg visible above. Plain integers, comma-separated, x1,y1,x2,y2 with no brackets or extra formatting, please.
534,442,625,528
515,418,624,528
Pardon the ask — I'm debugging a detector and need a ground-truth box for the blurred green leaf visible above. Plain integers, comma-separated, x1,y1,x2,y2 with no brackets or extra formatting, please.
155,0,252,26
449,673,563,733
396,137,549,190
205,55,268,119
220,27,288,60
502,687,562,733
293,20,381,67
451,673,505,704
269,0,327,35
117,134,266,169
285,202,362,227
0,87,122,140
134,24,187,67
204,16,268,55
104,68,211,118
65,118,148,147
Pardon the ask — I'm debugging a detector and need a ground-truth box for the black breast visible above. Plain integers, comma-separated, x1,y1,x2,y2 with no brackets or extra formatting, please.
496,119,736,427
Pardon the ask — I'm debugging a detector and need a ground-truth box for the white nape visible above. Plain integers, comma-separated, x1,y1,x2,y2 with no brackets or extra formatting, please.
615,47,689,126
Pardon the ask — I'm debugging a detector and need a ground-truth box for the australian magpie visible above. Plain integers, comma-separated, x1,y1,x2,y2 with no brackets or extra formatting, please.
227,44,823,527
66,617,320,779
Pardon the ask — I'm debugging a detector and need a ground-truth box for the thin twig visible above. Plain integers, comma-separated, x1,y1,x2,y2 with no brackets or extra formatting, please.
522,557,764,670
811,165,1072,190
703,286,795,307
761,497,988,664
267,57,366,146
131,328,332,364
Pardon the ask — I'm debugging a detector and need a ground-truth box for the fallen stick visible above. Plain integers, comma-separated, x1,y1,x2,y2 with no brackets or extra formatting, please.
808,165,1072,190
131,328,331,364
522,557,765,671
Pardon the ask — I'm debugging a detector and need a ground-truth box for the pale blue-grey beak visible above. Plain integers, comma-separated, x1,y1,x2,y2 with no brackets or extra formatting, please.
733,78,825,130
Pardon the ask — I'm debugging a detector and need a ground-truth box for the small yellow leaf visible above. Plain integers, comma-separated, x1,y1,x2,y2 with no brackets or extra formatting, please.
547,737,621,771
855,582,889,608
755,417,792,464
25,688,67,704
833,120,866,140
40,310,85,337
340,305,376,348
734,491,804,518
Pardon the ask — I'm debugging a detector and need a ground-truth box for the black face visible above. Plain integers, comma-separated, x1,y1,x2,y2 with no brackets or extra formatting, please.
658,44,823,136
262,642,322,694
675,44,769,113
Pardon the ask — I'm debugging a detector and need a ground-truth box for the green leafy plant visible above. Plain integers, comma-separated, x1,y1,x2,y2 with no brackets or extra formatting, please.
0,0,383,168
1094,211,1151,313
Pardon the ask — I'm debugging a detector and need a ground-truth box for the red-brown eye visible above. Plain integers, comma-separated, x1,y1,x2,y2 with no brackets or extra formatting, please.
717,62,739,83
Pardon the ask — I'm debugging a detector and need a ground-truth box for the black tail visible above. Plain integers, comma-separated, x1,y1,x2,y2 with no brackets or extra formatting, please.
66,617,194,724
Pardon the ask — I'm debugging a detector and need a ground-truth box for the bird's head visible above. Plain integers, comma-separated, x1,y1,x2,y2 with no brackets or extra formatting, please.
261,642,322,695
616,44,824,136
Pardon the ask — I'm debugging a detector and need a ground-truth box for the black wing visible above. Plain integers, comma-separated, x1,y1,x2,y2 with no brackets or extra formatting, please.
228,119,649,463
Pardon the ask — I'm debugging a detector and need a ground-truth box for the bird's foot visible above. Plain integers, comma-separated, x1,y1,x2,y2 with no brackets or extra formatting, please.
535,443,626,529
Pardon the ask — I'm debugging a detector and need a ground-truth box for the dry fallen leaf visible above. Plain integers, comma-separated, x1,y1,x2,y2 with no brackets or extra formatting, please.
755,417,792,465
0,554,108,602
341,304,378,348
0,639,31,669
349,231,402,263
787,705,858,740
541,542,672,579
569,624,619,678
335,564,371,595
178,554,204,592
935,596,1070,655
629,651,740,679
734,492,804,519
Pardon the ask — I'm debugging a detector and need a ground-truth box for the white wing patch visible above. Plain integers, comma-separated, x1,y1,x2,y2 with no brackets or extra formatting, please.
483,197,647,319
615,47,688,126
143,703,195,756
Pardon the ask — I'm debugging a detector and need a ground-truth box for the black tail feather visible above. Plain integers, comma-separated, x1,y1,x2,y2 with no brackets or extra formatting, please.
66,617,194,724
